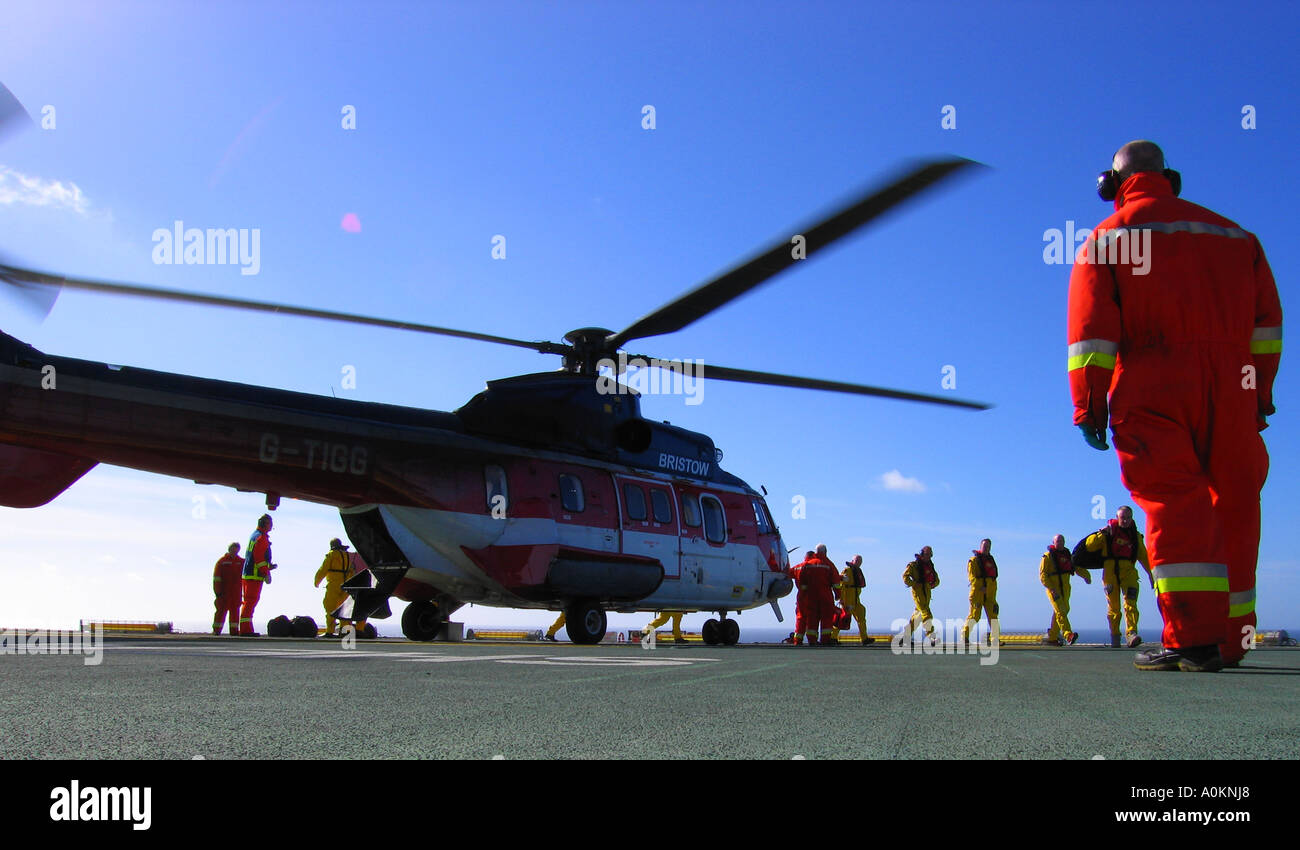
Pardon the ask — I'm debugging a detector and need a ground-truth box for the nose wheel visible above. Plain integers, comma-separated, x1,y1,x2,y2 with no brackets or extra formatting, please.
701,615,741,646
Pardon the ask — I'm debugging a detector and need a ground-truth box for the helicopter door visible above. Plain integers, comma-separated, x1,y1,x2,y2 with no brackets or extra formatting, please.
614,476,680,579
554,470,618,554
678,488,739,601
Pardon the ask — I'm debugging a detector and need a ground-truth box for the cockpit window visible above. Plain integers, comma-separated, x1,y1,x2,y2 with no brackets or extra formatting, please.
752,499,773,534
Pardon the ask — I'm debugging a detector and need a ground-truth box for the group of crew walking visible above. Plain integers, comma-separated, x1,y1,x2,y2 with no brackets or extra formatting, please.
790,505,1151,648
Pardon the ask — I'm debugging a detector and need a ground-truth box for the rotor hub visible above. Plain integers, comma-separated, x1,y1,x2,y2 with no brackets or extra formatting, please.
561,327,616,374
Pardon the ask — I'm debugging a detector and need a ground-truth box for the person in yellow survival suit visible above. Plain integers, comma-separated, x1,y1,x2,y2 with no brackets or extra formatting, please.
832,555,871,644
1040,534,1092,646
314,538,352,637
643,611,687,644
543,613,566,641
1086,505,1153,648
961,538,1000,646
903,546,939,646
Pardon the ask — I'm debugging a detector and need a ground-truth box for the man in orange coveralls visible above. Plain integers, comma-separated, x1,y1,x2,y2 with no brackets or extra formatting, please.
789,550,814,645
212,542,243,635
239,514,276,636
1068,140,1281,672
799,543,841,646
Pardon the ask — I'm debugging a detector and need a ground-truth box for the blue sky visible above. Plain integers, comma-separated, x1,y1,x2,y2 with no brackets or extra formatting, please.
1,0,1296,638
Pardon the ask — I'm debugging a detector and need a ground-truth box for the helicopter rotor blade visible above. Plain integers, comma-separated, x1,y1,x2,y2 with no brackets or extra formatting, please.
0,262,61,320
606,157,983,350
626,355,990,410
0,263,569,356
0,81,35,142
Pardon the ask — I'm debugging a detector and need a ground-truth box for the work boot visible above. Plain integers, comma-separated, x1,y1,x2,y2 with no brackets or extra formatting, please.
1066,632,1079,645
1126,632,1143,648
674,637,688,645
1041,636,1062,646
1110,634,1121,648
1134,645,1223,672
861,636,874,645
542,633,557,642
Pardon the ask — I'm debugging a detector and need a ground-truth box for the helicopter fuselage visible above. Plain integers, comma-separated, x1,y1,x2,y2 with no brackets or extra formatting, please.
0,330,792,638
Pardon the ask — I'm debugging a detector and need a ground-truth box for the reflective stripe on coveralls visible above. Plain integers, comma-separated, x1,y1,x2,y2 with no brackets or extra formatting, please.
1067,339,1119,372
1251,326,1282,354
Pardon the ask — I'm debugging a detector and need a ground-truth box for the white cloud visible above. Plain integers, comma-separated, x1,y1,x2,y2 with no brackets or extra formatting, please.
0,165,91,215
880,469,926,493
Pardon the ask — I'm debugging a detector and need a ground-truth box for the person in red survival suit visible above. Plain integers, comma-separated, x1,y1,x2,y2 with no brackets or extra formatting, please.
212,542,243,635
800,543,841,645
239,514,277,636
1068,140,1281,672
789,550,814,645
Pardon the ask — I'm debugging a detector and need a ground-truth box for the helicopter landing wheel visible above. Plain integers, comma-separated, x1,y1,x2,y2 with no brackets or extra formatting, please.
701,618,722,646
721,618,740,646
401,600,443,642
565,599,607,645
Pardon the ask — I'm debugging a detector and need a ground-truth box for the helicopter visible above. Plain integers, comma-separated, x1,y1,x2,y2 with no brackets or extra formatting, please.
0,83,988,645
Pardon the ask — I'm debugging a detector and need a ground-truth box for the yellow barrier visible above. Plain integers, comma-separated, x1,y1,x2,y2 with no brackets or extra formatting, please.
80,620,172,634
634,631,702,642
467,629,542,641
1254,630,1295,646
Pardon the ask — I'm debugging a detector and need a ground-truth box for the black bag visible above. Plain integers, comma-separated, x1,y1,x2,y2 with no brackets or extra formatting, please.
266,615,292,637
1071,536,1102,570
290,615,319,638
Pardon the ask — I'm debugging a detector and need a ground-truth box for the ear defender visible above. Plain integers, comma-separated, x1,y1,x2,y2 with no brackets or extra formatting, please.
1096,167,1183,201
1096,169,1121,201
1163,168,1181,196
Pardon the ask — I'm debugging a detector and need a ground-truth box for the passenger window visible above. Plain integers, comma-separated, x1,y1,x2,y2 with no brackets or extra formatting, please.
702,496,726,543
559,474,584,513
681,493,702,528
624,484,647,521
484,465,508,514
651,489,672,524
